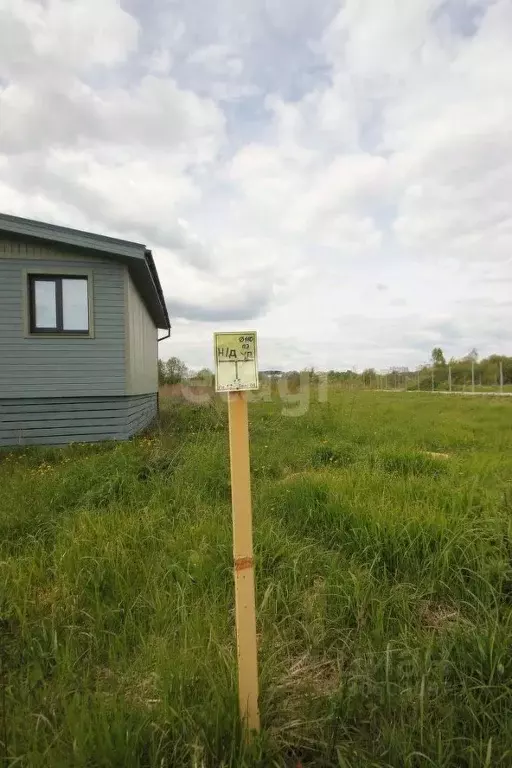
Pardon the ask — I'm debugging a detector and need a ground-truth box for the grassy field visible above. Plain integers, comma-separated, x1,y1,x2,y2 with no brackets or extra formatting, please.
1,391,512,767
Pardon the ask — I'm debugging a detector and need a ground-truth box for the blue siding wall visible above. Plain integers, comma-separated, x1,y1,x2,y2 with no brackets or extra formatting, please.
0,240,126,398
0,394,157,447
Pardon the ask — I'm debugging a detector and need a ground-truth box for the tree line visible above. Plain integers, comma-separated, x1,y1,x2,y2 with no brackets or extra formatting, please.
158,349,512,390
331,349,512,390
158,357,212,386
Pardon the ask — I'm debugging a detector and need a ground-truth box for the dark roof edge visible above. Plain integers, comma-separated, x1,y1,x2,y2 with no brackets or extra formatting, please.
0,212,146,259
145,250,171,330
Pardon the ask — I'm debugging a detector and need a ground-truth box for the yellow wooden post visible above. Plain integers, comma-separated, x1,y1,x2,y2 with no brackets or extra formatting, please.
228,390,260,734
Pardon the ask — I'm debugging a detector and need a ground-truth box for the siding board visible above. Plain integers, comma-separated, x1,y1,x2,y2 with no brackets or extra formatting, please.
0,247,126,398
1,425,125,439
1,411,135,424
0,399,129,413
125,272,158,395
0,394,157,446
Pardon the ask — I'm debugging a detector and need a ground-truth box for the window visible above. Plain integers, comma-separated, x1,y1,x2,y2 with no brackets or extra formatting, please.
28,275,90,334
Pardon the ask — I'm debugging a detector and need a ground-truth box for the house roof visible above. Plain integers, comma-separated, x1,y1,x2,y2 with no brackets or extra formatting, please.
0,212,171,330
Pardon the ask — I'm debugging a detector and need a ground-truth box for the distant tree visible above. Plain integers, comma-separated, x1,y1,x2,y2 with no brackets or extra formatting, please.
301,366,319,383
192,367,214,384
431,347,446,366
465,348,479,362
285,370,301,391
503,357,512,384
164,356,188,384
157,358,167,386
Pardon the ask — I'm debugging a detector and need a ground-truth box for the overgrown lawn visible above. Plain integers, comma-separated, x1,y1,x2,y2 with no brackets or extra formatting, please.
1,391,512,767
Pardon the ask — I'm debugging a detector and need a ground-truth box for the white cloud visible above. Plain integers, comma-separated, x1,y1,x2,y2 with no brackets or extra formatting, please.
0,74,225,158
188,44,243,77
0,0,139,75
0,0,226,274
0,0,511,368
323,0,446,81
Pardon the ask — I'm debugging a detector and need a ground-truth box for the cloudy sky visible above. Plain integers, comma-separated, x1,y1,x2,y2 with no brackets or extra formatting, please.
1,0,511,371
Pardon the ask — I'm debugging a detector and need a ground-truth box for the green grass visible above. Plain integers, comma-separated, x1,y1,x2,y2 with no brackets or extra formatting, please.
1,391,512,767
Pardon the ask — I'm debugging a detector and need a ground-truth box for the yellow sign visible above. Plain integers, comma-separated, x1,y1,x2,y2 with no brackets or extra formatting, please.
214,331,259,392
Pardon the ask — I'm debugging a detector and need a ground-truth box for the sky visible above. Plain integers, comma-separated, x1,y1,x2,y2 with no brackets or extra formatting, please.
1,0,511,372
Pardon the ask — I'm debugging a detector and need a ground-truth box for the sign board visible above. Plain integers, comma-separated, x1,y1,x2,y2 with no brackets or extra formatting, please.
214,331,259,392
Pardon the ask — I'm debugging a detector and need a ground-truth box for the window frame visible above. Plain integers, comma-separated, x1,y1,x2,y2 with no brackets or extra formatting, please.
23,269,94,339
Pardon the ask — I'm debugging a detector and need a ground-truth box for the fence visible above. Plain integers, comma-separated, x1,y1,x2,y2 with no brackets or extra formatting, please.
365,361,511,395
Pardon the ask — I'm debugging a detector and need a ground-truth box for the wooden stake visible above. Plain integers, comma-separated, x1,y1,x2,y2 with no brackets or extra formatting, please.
227,391,260,735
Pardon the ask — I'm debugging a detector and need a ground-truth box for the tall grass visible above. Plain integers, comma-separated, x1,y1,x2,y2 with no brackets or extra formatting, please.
1,392,512,766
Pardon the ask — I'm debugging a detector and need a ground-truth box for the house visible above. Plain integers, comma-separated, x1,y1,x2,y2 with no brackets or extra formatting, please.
0,213,171,447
